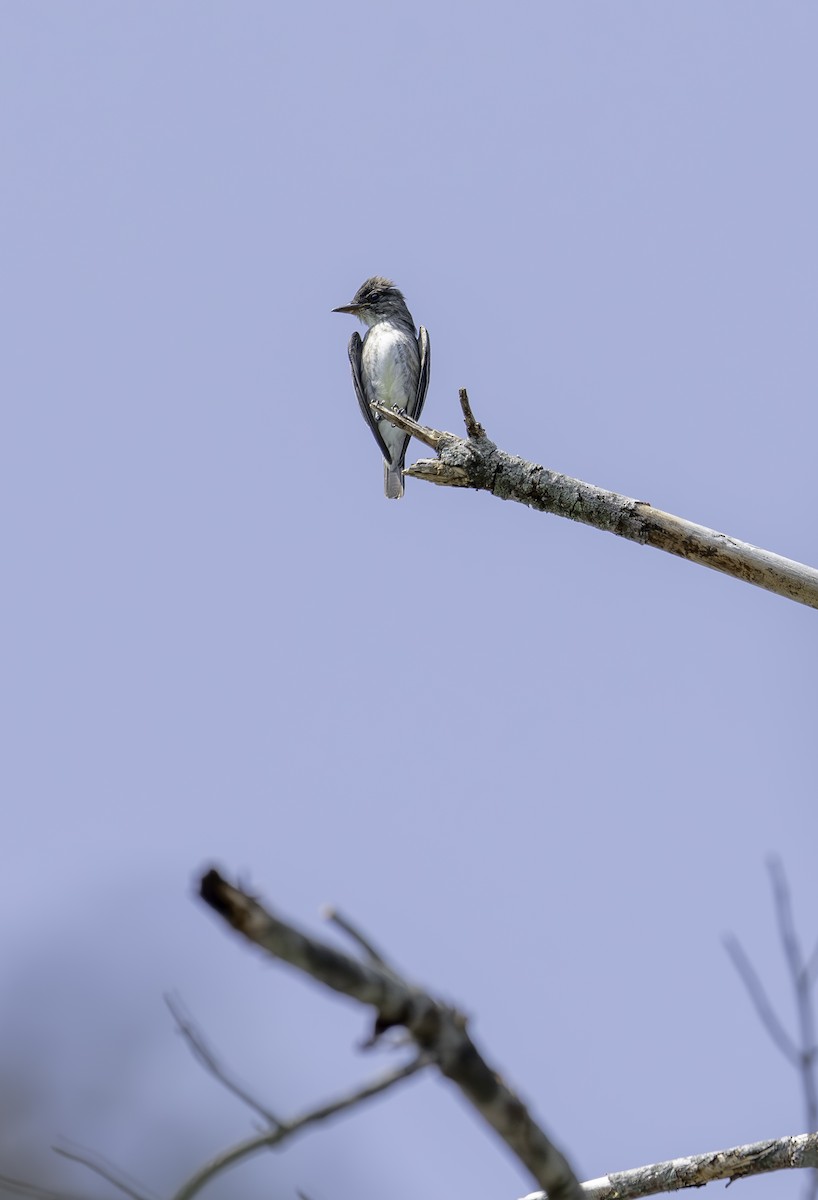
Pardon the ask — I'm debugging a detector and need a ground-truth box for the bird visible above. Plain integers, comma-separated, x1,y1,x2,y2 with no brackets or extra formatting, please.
333,277,430,499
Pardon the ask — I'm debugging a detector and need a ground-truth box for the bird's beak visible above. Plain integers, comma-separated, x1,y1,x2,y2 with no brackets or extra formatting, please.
332,303,362,315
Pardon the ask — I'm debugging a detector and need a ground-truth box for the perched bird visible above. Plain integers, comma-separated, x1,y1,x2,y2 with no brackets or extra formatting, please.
333,277,430,499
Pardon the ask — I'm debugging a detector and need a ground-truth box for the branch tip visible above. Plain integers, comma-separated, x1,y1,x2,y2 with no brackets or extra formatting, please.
459,388,485,439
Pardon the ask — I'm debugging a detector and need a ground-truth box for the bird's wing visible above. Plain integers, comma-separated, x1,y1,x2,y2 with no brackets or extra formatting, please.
411,325,430,422
348,331,392,461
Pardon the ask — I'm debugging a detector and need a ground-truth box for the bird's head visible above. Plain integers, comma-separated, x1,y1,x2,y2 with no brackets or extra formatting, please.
332,277,412,327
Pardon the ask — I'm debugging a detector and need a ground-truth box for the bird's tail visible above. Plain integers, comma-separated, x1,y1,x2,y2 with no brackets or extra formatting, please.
384,461,404,500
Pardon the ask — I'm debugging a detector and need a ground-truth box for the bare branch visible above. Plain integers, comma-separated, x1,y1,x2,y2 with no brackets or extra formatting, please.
724,934,800,1065
171,1055,429,1200
377,398,818,609
769,857,804,984
165,992,281,1127
198,868,584,1200
530,1132,818,1199
51,1145,158,1200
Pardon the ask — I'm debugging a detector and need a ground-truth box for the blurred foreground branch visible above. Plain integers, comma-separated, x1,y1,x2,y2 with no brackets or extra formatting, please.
199,868,585,1200
372,390,818,610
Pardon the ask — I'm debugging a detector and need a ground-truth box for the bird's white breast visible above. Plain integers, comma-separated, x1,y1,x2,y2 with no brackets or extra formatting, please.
361,321,419,411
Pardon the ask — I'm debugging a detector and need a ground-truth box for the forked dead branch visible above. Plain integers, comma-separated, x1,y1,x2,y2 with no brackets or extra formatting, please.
371,389,818,610
199,869,585,1200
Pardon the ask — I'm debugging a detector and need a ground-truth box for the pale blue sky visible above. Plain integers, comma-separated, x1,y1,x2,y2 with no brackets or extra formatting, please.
2,4,816,1199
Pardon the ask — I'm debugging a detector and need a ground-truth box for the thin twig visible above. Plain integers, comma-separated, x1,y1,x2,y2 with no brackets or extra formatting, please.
171,1056,429,1200
199,868,584,1200
724,934,799,1065
768,859,818,1152
165,992,281,1127
769,857,803,983
321,906,409,1007
51,1145,158,1200
728,862,818,1200
805,939,818,986
320,906,392,969
0,1174,95,1200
